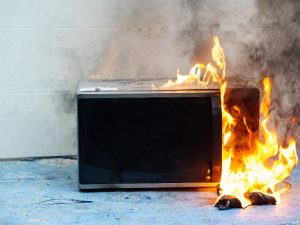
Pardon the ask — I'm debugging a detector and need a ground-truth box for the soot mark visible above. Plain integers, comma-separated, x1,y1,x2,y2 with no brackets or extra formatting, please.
58,93,76,115
32,198,93,206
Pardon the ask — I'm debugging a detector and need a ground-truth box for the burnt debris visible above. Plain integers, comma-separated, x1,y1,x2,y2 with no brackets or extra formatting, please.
215,195,242,210
246,192,276,205
215,192,276,210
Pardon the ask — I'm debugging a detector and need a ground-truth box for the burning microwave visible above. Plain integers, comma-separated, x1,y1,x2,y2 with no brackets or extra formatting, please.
77,80,259,190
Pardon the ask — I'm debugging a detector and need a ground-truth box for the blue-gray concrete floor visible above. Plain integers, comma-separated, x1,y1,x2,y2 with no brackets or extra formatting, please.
0,153,299,225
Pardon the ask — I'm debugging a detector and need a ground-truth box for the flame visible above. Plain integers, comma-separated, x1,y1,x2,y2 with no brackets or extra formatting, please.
221,76,298,207
156,36,298,207
160,37,225,89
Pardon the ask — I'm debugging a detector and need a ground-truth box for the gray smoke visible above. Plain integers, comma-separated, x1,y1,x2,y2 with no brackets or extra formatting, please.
88,0,300,143
87,1,186,80
179,0,300,144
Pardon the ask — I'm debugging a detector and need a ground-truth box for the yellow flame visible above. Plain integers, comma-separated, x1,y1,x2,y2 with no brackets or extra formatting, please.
220,77,298,206
159,37,225,89
157,36,298,207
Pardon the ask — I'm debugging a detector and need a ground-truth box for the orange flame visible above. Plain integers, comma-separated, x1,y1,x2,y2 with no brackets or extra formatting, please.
156,36,298,207
160,37,225,89
220,76,298,207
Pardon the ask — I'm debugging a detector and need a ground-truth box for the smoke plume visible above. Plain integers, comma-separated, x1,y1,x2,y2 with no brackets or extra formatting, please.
88,0,300,143
179,0,300,143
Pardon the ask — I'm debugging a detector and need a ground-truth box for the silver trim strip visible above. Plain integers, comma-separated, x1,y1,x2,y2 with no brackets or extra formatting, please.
79,182,219,189
78,89,220,94
77,91,220,99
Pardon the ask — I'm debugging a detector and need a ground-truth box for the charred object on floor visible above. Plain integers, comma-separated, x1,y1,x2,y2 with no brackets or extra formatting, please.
215,192,277,210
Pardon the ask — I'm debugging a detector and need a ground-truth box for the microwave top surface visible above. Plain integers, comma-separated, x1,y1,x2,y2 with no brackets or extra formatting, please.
77,79,220,97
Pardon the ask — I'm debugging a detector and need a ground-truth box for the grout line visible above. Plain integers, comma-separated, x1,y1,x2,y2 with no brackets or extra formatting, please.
0,91,75,95
0,26,263,31
0,26,125,30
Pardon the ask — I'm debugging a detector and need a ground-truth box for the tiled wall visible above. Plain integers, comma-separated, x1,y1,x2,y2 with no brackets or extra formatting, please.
0,0,298,158
0,0,194,158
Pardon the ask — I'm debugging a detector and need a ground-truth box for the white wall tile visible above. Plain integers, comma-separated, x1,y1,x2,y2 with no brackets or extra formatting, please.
0,93,76,158
0,0,185,28
0,0,258,29
0,29,55,93
52,29,192,83
0,27,196,93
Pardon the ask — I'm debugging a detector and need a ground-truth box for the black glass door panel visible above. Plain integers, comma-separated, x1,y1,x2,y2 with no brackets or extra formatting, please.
78,97,213,184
